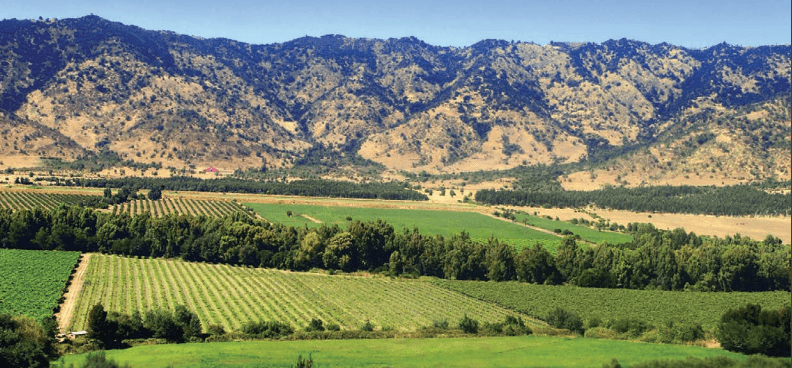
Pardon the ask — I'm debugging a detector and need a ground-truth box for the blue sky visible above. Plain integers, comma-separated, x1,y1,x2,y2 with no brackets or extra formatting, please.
2,0,790,48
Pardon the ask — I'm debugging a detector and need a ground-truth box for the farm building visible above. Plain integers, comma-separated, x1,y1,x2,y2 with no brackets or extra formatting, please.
204,167,219,173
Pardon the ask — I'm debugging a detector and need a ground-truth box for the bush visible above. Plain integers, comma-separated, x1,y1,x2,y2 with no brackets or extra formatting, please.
483,322,504,333
305,319,325,332
0,314,52,368
587,316,602,329
609,318,650,338
458,315,479,334
292,354,313,368
359,320,374,332
659,320,705,343
432,319,449,329
241,320,294,338
325,323,341,332
545,308,584,334
715,304,791,357
206,324,225,336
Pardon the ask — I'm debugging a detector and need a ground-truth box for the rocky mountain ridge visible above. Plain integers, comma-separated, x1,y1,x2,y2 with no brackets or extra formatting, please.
1,16,789,181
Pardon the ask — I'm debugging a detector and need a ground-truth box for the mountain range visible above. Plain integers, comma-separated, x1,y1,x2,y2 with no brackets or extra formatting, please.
1,15,789,184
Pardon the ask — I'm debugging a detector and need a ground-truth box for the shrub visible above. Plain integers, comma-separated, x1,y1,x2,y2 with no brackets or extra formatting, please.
458,315,479,334
292,354,313,368
359,320,374,332
609,318,650,338
587,316,602,329
545,308,584,334
715,304,791,357
241,320,294,338
305,319,325,332
483,322,504,333
207,324,225,336
325,323,341,332
660,320,705,343
432,319,449,329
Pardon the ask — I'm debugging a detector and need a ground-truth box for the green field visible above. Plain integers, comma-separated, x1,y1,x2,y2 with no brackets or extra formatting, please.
54,336,751,368
69,254,526,332
245,203,564,251
434,280,792,330
513,213,633,244
0,249,80,320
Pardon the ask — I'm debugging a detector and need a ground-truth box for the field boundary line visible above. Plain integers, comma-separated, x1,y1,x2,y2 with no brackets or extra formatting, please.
56,253,91,333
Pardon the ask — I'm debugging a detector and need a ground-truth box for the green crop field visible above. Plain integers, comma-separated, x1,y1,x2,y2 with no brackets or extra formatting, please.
110,198,253,218
245,203,565,251
54,335,752,368
69,254,527,332
433,280,792,330
512,213,633,244
0,249,80,321
0,190,100,211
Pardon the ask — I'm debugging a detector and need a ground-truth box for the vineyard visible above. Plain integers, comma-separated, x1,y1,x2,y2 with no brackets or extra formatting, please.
110,197,254,218
0,190,100,211
69,254,528,332
245,203,565,251
433,279,792,330
0,249,81,321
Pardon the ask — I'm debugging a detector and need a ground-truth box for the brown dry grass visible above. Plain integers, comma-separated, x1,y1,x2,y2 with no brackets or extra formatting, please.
503,205,791,245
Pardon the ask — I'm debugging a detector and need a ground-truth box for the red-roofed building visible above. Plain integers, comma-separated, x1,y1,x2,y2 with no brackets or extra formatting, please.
204,167,219,173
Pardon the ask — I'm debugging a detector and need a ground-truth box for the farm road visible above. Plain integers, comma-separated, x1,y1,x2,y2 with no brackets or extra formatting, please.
56,253,91,333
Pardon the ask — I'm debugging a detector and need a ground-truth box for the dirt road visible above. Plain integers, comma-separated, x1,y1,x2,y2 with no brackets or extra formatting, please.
55,253,91,333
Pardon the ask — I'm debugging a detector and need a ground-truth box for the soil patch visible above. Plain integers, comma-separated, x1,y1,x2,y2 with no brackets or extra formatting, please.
301,214,323,223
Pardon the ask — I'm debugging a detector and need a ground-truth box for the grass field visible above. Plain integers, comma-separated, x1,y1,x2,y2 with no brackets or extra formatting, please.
54,336,752,368
109,198,253,218
245,202,565,251
512,213,633,244
69,254,525,332
0,249,80,321
434,280,792,330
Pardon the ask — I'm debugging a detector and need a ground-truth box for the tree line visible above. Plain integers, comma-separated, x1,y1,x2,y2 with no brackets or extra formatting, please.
0,205,788,292
475,184,791,216
40,177,428,201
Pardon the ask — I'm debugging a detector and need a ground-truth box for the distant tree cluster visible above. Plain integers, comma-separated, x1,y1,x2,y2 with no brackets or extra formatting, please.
475,184,791,216
44,177,428,201
0,206,788,292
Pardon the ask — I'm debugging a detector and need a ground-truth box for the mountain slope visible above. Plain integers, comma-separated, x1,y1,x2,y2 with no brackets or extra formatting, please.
0,16,789,180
